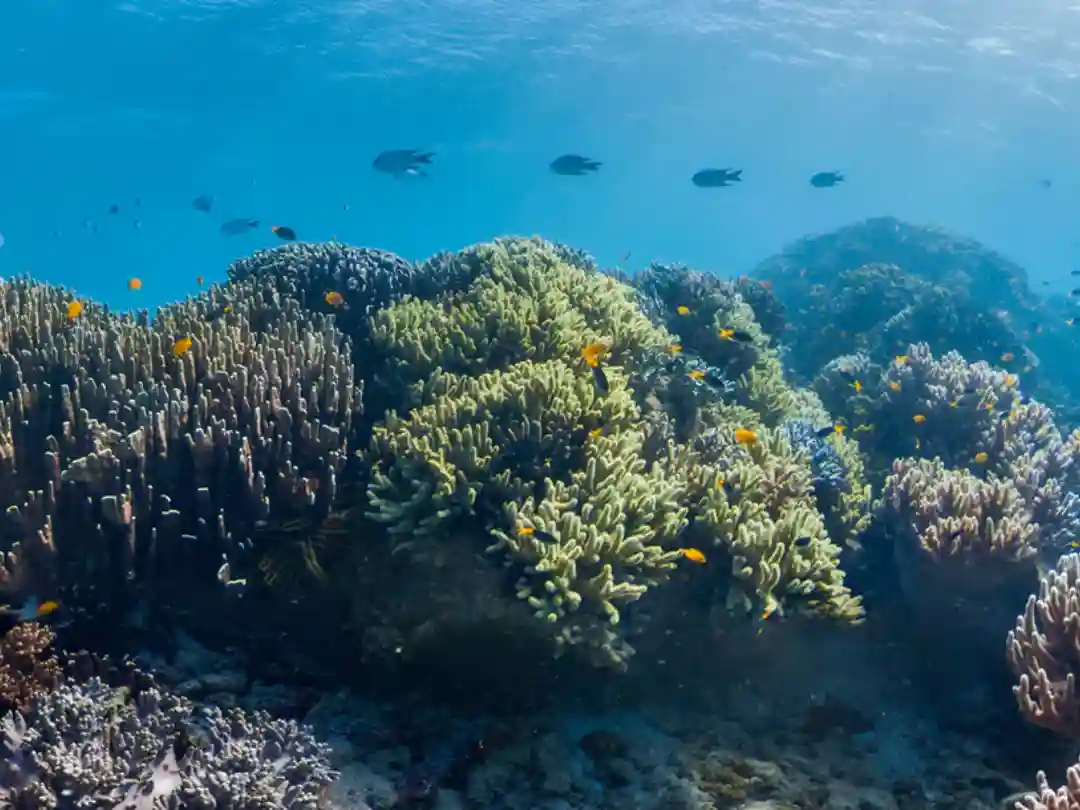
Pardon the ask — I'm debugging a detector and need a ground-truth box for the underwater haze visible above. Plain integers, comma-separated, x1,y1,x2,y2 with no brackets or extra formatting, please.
3,0,1080,308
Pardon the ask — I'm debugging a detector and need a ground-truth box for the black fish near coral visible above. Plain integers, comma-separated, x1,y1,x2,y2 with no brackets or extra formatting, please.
550,154,602,176
691,168,742,188
591,364,609,394
810,171,844,188
271,225,297,241
373,148,435,178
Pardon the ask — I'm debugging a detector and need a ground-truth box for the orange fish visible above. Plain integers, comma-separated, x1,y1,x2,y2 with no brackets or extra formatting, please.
173,337,193,358
888,381,901,392
581,342,606,368
66,300,82,320
127,277,142,291
974,452,988,463
1001,352,1014,362
36,600,59,617
688,370,705,381
325,291,345,307
734,428,758,445
1003,374,1017,388
682,548,707,564
913,414,926,424
517,525,556,543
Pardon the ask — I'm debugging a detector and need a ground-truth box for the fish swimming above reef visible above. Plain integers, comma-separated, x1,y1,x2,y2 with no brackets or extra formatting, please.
550,154,601,176
0,596,59,622
810,171,844,188
691,168,742,188
271,225,297,241
191,194,215,212
373,149,435,178
220,218,259,236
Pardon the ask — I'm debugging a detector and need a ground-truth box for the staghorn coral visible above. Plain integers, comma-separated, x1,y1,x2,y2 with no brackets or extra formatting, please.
0,622,59,714
692,427,864,622
0,677,336,809
0,271,362,618
1007,553,1080,736
368,236,673,393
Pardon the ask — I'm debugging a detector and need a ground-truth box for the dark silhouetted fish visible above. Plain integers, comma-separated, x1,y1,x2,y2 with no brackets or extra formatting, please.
373,149,435,178
192,195,215,212
220,218,259,236
810,171,844,188
271,225,297,241
108,204,120,214
691,168,742,188
550,154,601,176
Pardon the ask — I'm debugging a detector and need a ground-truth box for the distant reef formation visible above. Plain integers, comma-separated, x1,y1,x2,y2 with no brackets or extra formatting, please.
752,215,1080,426
1,226,1080,806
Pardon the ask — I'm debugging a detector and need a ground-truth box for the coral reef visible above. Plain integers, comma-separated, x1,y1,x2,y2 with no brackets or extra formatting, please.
0,622,59,713
0,677,336,809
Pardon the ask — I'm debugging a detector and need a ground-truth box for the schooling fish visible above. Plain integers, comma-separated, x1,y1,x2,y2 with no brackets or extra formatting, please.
691,168,742,188
373,149,435,178
550,154,601,176
809,171,844,188
271,225,297,241
220,218,259,236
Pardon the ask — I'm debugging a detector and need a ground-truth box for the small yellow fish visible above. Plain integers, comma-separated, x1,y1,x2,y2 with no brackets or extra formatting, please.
127,277,142,291
587,428,602,440
173,337,193,358
325,291,345,307
688,369,705,381
668,344,681,354
913,414,926,424
1004,374,1017,388
676,305,690,315
66,300,83,320
950,399,959,408
581,342,607,368
734,428,758,445
682,548,707,564
715,475,726,489
894,355,908,366
851,380,862,393
974,452,988,463
888,381,901,392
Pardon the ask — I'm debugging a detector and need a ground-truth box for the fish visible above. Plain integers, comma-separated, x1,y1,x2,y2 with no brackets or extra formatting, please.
591,365,609,395
691,168,742,188
373,149,435,178
518,526,557,543
204,303,232,321
1004,374,1017,388
66,300,83,320
191,194,215,212
793,536,812,547
809,171,844,188
681,548,707,564
220,218,260,235
676,305,691,315
1072,289,1080,297
127,278,142,291
913,414,926,424
550,154,602,176
587,428,603,441
108,204,120,215
974,452,989,463
1001,352,1014,362
688,370,706,381
895,355,908,365
718,328,754,342
173,337,193,358
271,225,297,241
734,428,757,445
325,291,346,308
888,381,901,392
1072,270,1080,276
851,380,862,393
581,342,606,368
0,597,58,622
668,344,681,353
1068,318,1078,327
196,275,205,287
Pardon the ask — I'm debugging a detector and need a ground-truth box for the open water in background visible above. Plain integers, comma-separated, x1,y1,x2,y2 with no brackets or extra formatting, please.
2,0,1080,310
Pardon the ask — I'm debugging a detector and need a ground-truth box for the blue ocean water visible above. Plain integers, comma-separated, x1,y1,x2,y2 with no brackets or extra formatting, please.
3,1,1079,311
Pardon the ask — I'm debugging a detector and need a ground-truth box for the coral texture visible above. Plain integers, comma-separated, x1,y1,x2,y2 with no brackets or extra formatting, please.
0,677,336,809
0,622,60,713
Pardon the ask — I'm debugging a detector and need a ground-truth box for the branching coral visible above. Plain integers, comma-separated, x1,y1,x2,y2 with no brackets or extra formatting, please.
1007,553,1080,736
369,237,673,392
0,622,59,714
0,677,336,809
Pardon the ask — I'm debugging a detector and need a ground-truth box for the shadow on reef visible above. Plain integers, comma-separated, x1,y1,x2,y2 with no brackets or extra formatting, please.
4,230,1080,809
